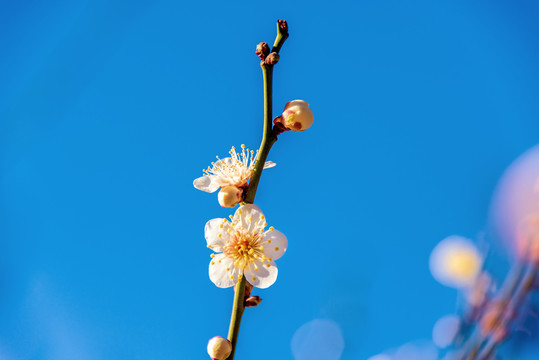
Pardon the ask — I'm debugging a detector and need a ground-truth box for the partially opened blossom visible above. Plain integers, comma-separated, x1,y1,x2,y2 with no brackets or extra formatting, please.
193,145,276,207
205,204,287,288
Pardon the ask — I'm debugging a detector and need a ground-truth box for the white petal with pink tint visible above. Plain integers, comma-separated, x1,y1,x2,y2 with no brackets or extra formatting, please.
204,204,287,289
262,229,287,260
232,204,265,233
244,259,278,289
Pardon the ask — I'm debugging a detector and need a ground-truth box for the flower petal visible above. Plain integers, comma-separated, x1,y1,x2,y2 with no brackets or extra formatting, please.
244,260,278,289
262,229,287,260
209,254,239,288
284,100,309,111
233,204,265,233
205,218,231,251
263,161,276,169
193,176,220,193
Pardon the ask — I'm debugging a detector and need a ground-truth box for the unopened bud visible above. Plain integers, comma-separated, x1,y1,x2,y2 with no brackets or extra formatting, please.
207,336,232,360
256,42,270,60
281,100,314,131
245,295,262,307
265,52,280,65
277,19,288,35
218,186,243,208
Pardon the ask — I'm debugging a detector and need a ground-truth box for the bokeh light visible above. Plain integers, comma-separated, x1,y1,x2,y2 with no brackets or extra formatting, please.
291,319,344,360
367,354,392,360
393,342,438,360
432,314,460,348
429,236,483,289
490,144,539,257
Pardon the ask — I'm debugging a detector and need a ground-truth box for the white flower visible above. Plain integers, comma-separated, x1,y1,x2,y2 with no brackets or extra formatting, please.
193,144,276,194
205,204,287,288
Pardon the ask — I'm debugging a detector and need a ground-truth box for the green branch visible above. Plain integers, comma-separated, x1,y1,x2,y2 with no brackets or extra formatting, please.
226,20,289,360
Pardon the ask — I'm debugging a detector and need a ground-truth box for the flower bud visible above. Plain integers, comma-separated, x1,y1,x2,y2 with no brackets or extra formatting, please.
277,19,288,35
265,52,280,65
218,186,243,208
207,336,232,360
256,42,270,60
281,100,314,131
245,295,262,307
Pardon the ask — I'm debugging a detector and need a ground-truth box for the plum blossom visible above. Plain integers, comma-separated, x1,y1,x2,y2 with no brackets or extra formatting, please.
205,204,287,288
193,145,275,207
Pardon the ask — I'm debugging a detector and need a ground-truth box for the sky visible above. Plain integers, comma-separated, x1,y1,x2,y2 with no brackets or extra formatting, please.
2,0,539,359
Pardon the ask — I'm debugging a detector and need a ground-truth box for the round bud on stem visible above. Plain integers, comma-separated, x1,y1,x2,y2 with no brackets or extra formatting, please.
265,52,280,65
218,186,243,208
207,336,232,360
256,42,270,60
281,100,314,131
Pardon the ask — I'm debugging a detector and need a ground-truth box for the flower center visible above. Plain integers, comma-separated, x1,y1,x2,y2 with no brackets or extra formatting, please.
224,229,265,270
203,145,259,186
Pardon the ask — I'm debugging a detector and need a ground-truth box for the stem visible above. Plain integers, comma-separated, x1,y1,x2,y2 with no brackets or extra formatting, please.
226,65,274,360
272,20,289,54
225,21,289,360
227,276,246,359
459,263,526,360
244,65,276,204
476,262,539,360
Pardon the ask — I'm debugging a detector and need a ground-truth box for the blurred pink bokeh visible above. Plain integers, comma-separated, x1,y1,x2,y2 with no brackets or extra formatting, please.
490,144,539,257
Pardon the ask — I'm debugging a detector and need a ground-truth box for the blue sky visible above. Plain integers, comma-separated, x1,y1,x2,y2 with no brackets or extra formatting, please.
2,0,539,359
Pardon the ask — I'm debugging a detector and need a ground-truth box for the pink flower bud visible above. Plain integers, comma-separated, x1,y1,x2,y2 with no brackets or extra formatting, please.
207,336,232,360
218,185,243,208
281,100,313,131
